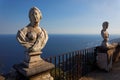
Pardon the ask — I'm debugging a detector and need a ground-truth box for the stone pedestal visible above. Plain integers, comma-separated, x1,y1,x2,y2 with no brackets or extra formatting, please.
14,51,54,80
30,71,53,80
0,75,5,80
96,46,115,72
24,51,43,68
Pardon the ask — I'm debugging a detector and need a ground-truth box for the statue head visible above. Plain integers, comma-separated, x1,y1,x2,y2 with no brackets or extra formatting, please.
102,21,109,30
29,7,42,26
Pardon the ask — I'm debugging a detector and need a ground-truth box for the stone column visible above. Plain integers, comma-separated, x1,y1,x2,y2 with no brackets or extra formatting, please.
14,51,54,80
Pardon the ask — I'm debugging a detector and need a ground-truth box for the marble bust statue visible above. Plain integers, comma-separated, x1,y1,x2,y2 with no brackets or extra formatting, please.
16,7,48,52
15,7,54,79
101,21,118,48
101,21,109,47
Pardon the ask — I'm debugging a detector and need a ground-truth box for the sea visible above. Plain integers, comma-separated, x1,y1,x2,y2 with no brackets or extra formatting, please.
0,34,119,74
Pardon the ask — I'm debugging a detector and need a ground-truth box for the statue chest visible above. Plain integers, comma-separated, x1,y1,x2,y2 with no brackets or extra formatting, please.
26,28,40,41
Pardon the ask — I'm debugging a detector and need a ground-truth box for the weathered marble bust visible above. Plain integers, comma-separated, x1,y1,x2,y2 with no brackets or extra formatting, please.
15,7,54,79
17,7,48,52
101,21,109,47
101,21,117,49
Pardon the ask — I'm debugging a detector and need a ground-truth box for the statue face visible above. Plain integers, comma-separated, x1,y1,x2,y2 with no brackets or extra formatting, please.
103,25,108,30
102,22,108,30
30,9,41,24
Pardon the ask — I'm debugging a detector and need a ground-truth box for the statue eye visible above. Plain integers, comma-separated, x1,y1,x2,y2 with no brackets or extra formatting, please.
33,12,37,15
31,12,37,16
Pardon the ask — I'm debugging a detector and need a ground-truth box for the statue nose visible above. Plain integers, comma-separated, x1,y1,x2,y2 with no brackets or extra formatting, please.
35,15,38,21
33,13,38,20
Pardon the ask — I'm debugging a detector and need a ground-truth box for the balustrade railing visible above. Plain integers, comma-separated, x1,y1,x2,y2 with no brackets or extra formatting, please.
44,38,120,80
45,47,96,80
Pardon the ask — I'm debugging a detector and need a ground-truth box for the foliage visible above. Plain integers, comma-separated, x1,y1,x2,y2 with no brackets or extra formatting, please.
50,68,66,80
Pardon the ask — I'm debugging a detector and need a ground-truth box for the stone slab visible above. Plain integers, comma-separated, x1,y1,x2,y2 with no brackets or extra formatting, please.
0,75,5,80
30,71,53,80
14,60,54,77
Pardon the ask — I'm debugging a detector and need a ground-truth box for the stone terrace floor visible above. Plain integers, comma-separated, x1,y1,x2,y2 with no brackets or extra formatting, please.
80,61,120,80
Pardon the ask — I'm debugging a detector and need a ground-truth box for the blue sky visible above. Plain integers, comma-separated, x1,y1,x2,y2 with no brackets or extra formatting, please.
0,0,120,34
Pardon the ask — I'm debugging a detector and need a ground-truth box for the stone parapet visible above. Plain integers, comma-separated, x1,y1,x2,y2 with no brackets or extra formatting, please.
95,44,120,72
14,60,54,77
14,59,54,80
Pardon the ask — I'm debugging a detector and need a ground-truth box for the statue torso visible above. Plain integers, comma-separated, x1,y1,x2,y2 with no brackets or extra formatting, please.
26,26,41,43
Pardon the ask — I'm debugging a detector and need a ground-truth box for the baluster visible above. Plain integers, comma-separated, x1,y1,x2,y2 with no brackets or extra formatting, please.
65,53,68,80
58,56,61,80
62,54,65,80
54,57,56,78
71,52,74,80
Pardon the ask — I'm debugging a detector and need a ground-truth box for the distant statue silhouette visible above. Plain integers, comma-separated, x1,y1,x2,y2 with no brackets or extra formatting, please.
101,21,109,47
101,21,118,49
17,7,48,52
